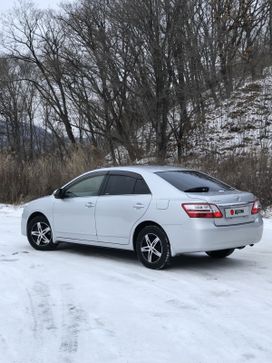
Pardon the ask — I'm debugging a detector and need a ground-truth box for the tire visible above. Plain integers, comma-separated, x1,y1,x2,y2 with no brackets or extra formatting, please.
27,215,58,251
206,248,235,258
135,225,171,269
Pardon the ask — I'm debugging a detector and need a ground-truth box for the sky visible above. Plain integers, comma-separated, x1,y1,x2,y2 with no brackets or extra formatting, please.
0,0,69,14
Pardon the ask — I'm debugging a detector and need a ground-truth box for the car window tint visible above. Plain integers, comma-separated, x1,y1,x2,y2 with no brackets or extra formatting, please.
104,175,136,195
134,179,150,194
156,171,233,192
65,175,104,197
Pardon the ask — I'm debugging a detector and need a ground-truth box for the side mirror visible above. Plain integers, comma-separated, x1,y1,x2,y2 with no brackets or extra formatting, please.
53,188,64,199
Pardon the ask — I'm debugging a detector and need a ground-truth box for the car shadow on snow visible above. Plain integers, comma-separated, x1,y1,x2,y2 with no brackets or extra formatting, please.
57,242,250,271
170,252,249,271
59,242,138,265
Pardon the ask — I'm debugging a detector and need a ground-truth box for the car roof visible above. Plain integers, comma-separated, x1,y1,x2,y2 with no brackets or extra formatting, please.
95,165,189,174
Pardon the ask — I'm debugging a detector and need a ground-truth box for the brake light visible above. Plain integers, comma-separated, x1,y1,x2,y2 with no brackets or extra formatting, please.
182,203,223,218
251,200,261,214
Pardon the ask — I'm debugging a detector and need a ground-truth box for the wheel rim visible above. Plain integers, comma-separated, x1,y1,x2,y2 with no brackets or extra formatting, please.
30,221,52,246
140,233,162,264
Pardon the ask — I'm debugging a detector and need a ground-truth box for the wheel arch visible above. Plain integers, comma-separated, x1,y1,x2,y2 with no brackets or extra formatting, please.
27,212,49,228
132,221,169,251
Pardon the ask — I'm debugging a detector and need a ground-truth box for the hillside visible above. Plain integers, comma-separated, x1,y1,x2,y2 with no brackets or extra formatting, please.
108,69,272,164
189,69,272,157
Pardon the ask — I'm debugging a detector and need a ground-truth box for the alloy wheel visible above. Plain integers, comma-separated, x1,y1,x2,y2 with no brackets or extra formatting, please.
30,221,52,246
140,233,163,264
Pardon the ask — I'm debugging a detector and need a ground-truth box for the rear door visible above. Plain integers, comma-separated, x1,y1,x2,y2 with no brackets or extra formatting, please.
95,172,152,244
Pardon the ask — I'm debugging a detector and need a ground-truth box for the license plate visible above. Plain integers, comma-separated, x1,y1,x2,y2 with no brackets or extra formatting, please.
225,206,250,218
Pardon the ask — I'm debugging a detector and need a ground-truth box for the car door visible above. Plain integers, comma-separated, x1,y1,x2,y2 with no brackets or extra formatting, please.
53,173,106,242
95,172,152,244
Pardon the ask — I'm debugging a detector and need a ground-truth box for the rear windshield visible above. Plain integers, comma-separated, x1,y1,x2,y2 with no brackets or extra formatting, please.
156,170,234,192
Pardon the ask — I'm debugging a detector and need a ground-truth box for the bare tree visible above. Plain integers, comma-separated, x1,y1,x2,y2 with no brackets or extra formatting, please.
3,4,76,144
0,57,41,159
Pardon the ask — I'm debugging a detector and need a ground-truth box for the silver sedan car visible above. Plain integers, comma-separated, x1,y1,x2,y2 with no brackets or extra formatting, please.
21,166,263,269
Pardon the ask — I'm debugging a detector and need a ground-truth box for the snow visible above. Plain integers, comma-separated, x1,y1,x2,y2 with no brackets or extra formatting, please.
0,204,272,363
262,206,272,219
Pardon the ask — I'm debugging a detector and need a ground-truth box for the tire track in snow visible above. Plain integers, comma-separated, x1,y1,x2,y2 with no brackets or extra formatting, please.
59,283,88,357
58,283,116,362
26,282,57,341
0,333,14,362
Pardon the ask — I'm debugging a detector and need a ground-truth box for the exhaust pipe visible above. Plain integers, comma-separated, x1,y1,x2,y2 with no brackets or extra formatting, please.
237,244,254,250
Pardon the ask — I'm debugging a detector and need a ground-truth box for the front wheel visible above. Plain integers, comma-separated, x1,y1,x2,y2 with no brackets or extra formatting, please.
206,248,235,258
135,225,171,269
27,215,58,251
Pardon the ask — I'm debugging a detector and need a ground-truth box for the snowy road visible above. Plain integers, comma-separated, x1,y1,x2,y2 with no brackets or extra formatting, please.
0,205,271,363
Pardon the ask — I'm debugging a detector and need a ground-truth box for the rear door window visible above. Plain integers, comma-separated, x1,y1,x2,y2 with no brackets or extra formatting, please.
104,175,136,195
134,179,151,194
156,171,234,192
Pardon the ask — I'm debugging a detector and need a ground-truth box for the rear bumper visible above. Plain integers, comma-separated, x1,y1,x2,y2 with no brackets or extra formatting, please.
163,215,263,256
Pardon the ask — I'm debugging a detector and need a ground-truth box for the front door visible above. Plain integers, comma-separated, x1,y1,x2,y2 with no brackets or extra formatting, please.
53,173,106,242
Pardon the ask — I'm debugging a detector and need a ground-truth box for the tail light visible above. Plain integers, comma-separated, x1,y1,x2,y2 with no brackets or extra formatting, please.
182,203,223,218
251,200,261,214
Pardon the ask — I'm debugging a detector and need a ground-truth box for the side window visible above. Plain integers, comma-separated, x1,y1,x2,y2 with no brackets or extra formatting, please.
134,179,150,194
104,175,136,195
65,175,105,197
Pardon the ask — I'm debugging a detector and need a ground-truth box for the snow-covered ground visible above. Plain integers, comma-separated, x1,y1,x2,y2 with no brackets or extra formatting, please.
0,204,271,363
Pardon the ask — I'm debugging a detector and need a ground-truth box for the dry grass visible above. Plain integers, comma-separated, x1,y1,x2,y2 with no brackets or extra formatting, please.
0,146,103,204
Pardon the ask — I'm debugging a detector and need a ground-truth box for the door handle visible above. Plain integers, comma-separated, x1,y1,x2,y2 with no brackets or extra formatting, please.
85,202,95,208
133,203,145,209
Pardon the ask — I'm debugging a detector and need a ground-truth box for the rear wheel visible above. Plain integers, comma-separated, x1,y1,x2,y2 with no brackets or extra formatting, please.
206,248,234,258
27,215,58,250
135,225,171,269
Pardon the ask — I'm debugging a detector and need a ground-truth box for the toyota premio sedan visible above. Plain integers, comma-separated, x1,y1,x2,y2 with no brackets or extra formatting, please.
21,166,263,269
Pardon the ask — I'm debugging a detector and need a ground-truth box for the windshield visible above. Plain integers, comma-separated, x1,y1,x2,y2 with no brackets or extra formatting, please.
156,170,234,192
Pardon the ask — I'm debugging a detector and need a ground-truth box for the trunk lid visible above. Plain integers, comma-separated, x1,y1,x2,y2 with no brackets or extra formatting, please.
186,190,256,226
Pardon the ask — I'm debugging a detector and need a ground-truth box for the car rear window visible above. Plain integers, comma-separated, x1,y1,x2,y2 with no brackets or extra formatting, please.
156,171,234,192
